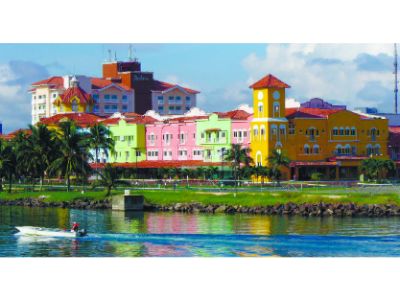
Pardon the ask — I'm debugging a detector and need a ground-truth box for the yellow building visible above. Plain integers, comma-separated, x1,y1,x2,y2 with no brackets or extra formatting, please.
249,74,389,180
53,77,94,113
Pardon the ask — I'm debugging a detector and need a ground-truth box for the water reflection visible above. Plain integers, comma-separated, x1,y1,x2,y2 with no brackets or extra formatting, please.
2,206,400,257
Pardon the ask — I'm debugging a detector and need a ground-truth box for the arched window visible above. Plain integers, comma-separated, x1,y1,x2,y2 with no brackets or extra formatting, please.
253,125,259,139
71,100,78,112
351,127,356,136
344,144,351,155
375,144,381,155
258,103,263,115
339,127,344,135
271,125,278,139
307,127,316,140
345,127,350,135
313,144,319,154
304,144,310,154
366,144,373,156
336,144,343,155
279,125,286,137
260,125,266,139
332,127,338,136
273,101,280,117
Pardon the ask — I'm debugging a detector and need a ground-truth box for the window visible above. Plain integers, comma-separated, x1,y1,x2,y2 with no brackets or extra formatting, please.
175,106,182,111
148,151,159,157
163,133,173,145
179,150,187,157
273,101,280,117
253,126,258,137
125,151,130,161
122,105,128,111
185,106,191,111
71,100,78,112
122,95,128,102
271,127,277,137
279,125,286,136
158,106,164,111
304,144,310,154
136,150,141,157
258,103,263,113
375,144,381,155
345,127,350,135
52,93,57,98
193,150,202,156
332,127,338,136
169,96,174,100
260,126,266,137
351,127,356,136
112,105,117,110
111,95,118,100
351,146,357,155
93,94,99,102
313,145,319,154
158,96,164,100
339,127,344,135
288,123,295,134
104,94,110,100
94,105,99,112
179,133,186,144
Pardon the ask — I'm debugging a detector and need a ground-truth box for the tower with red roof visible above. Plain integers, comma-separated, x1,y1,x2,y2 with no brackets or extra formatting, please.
249,74,291,173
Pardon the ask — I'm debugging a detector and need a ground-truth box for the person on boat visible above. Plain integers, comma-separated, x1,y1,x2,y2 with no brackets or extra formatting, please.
71,222,80,232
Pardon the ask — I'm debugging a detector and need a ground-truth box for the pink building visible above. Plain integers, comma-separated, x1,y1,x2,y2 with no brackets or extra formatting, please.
146,115,208,161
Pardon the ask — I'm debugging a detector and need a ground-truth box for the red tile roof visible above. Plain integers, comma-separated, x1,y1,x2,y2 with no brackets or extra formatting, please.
285,107,344,119
31,76,64,90
249,74,290,89
91,77,132,91
39,113,104,128
166,115,209,123
152,80,200,94
56,86,93,105
0,129,32,141
216,109,252,120
101,115,157,125
91,160,222,169
389,126,400,134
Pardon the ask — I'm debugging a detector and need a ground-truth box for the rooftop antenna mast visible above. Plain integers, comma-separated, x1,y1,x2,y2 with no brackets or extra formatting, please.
128,44,133,61
395,43,398,114
107,49,112,62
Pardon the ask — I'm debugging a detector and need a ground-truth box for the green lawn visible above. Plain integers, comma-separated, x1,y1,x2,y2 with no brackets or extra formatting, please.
1,188,399,207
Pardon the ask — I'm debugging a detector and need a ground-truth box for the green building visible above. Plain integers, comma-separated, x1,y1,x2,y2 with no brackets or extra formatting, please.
107,118,147,163
195,113,232,163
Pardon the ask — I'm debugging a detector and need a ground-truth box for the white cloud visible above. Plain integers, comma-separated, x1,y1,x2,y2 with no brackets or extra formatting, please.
242,44,394,110
285,98,300,108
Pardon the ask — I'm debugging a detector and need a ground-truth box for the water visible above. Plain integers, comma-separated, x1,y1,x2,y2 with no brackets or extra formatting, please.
1,206,400,257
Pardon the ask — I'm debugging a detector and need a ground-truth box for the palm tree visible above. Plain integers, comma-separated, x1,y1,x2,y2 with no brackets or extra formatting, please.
268,149,290,186
17,124,57,190
95,164,129,196
89,123,115,178
196,167,207,180
224,144,253,190
0,139,15,192
206,166,219,180
49,121,92,192
361,158,395,182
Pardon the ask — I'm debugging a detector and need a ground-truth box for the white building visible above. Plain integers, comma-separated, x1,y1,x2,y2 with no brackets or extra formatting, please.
30,75,134,124
151,81,199,115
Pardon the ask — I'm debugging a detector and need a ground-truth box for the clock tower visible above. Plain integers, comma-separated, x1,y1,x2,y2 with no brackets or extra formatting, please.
249,74,290,167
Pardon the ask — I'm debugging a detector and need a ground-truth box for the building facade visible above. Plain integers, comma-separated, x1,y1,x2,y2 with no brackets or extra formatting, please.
102,59,199,115
249,74,389,180
30,75,134,124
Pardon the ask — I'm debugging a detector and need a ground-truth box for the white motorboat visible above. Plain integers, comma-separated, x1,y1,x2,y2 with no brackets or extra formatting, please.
15,226,87,238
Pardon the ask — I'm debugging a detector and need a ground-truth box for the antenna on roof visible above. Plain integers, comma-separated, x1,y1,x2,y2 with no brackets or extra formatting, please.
107,49,112,62
394,43,398,114
128,44,133,61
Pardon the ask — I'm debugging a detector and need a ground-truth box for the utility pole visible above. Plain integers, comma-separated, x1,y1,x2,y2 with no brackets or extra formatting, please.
394,43,398,114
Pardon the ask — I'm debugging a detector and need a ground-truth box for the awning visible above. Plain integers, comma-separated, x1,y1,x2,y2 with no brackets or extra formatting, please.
289,161,338,167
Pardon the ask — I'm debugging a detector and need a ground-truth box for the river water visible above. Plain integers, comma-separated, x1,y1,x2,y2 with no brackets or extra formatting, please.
1,206,400,257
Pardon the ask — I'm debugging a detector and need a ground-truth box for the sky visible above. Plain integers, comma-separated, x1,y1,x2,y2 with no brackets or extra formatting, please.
0,43,396,133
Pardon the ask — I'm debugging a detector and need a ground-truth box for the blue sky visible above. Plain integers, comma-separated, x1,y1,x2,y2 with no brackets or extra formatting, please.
0,44,395,133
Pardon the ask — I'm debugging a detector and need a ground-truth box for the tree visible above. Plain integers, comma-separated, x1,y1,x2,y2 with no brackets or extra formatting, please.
224,144,253,190
361,158,395,182
0,139,15,192
94,164,130,196
17,124,57,190
206,166,219,180
268,149,290,186
253,165,270,186
49,121,92,191
196,167,207,180
88,123,115,178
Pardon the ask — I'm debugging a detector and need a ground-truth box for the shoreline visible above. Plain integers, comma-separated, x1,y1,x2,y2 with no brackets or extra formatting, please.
2,197,400,217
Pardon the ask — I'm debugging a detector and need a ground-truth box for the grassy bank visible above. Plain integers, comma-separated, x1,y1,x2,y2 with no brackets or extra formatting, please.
1,189,400,207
